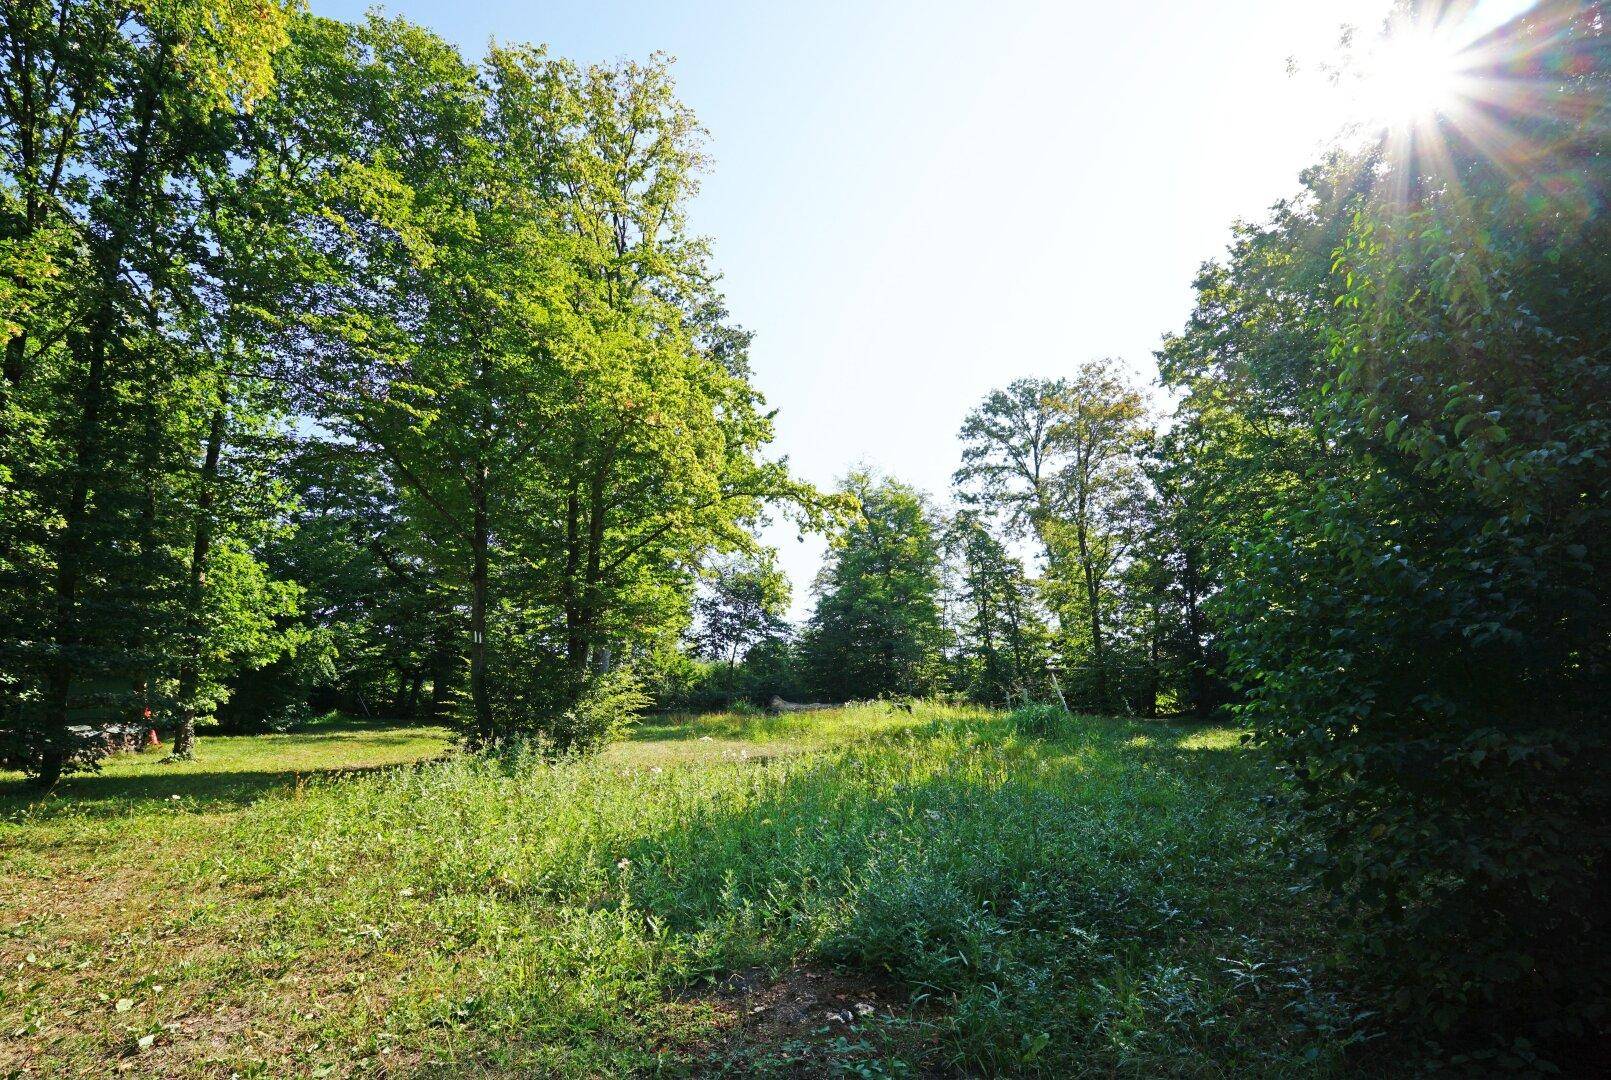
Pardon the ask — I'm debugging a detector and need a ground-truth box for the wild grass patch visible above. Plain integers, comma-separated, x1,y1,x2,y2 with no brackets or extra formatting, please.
2,705,1371,1076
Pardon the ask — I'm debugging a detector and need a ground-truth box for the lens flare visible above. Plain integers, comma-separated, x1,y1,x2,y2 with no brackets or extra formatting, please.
1356,29,1471,127
1329,0,1602,218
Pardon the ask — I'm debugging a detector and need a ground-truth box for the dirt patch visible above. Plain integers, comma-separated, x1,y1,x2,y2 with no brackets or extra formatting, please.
673,964,950,1077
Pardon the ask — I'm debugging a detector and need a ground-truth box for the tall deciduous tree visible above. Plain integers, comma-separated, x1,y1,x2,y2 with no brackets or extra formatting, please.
957,360,1148,710
242,16,831,744
690,551,791,666
802,472,948,701
1,0,293,782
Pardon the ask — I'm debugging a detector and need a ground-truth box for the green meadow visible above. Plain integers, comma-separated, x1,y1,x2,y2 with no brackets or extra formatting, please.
2,706,1371,1077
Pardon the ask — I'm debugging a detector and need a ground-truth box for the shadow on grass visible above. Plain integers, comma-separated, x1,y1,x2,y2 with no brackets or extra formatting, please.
0,752,448,819
192,712,440,739
583,720,1312,1075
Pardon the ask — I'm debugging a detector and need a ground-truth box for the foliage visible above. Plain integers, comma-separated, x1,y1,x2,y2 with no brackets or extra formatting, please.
652,637,812,712
215,626,338,734
0,0,301,779
955,361,1151,712
1,10,830,772
0,719,110,778
240,15,834,747
688,551,792,665
942,511,1052,706
541,667,650,757
801,472,950,701
3,0,1607,1067
1167,3,1611,1060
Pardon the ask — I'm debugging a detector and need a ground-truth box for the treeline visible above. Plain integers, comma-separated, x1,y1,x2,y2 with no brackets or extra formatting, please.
0,5,836,782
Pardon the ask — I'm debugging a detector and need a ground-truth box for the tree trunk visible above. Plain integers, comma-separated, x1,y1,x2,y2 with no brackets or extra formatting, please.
469,482,491,743
170,398,227,761
1077,526,1110,712
1180,545,1213,717
428,650,451,724
129,329,163,733
39,328,110,785
563,483,588,676
1147,607,1160,719
37,49,164,784
2,334,22,388
401,670,424,720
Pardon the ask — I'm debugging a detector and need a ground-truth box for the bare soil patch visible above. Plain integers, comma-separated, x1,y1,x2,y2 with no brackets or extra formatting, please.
673,964,950,1077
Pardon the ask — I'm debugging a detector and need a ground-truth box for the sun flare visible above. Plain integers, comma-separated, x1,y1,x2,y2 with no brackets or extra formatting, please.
1355,27,1472,128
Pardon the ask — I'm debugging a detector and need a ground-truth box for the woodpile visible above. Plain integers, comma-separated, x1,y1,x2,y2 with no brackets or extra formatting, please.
66,722,153,758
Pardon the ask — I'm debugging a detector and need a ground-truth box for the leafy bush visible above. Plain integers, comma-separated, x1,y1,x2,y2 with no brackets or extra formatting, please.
543,667,649,757
649,639,814,712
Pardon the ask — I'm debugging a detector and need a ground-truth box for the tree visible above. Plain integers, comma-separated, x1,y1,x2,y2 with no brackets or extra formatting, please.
954,377,1069,540
240,17,832,747
690,551,791,665
956,361,1149,711
1,0,294,781
943,511,1049,707
801,472,949,701
1039,360,1149,711
1167,3,1610,1057
229,436,456,728
1127,440,1228,718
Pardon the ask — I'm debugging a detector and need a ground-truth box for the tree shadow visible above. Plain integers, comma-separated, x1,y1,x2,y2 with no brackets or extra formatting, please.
192,712,444,739
0,755,444,819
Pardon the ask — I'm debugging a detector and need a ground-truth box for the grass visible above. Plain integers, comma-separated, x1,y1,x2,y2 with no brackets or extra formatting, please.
0,704,1373,1077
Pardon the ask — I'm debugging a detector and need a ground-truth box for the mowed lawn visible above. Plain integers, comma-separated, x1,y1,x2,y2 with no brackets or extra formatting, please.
1,706,1371,1078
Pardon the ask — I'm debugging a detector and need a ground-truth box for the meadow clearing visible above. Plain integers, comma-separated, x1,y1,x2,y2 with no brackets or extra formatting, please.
1,705,1371,1077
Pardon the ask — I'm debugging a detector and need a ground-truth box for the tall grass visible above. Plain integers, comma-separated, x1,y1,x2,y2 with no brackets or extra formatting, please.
204,705,1368,1075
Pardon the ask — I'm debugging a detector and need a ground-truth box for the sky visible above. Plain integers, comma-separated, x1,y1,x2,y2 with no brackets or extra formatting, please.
312,0,1535,618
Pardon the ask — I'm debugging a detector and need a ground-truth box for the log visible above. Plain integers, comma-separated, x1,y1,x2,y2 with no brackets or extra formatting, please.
767,696,834,714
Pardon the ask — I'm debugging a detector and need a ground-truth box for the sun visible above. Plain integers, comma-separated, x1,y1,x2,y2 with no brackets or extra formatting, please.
1354,27,1472,129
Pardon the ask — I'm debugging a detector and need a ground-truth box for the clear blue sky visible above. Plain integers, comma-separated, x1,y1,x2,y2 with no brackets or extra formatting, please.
312,0,1532,617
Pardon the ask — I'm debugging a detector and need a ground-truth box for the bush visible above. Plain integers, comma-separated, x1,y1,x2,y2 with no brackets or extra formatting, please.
544,667,649,757
1225,46,1611,1064
648,639,813,713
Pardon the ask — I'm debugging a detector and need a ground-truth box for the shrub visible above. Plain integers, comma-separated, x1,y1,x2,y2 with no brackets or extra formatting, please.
544,667,649,757
1227,48,1611,1064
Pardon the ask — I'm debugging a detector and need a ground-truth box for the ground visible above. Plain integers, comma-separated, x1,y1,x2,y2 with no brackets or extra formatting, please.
1,706,1374,1077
